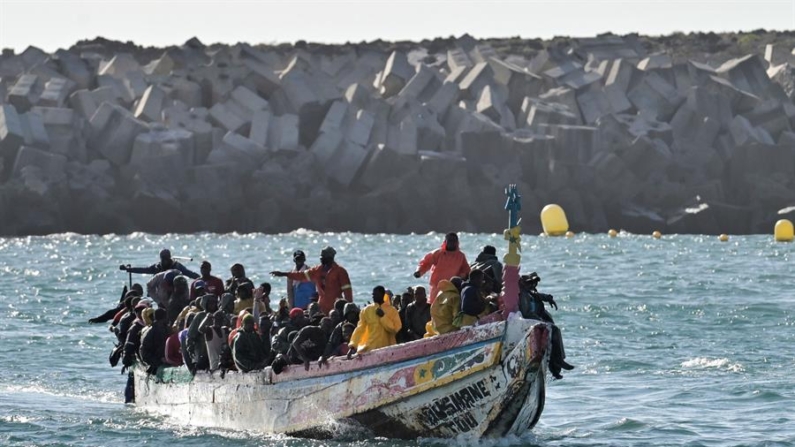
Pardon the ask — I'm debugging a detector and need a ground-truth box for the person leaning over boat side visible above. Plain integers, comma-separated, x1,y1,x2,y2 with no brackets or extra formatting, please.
145,269,180,309
319,302,360,366
190,261,225,300
287,317,336,371
413,233,471,305
120,249,199,279
121,301,149,403
404,286,431,342
347,286,401,358
139,308,169,375
232,314,271,373
271,246,353,316
518,273,574,379
286,250,317,310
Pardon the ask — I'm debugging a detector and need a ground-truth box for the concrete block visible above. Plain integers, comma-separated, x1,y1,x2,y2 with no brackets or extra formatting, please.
537,124,602,164
379,51,414,97
99,53,141,78
348,109,375,147
249,109,272,148
344,83,372,109
426,81,460,116
357,144,417,189
0,104,25,161
211,131,267,167
229,86,270,120
169,78,203,108
576,88,613,124
19,46,48,70
54,49,92,90
717,54,777,99
742,100,792,140
131,128,195,167
12,145,67,181
319,100,348,135
134,85,167,122
310,129,344,165
764,44,795,67
326,139,369,187
68,86,118,120
561,69,602,91
386,116,418,155
445,65,469,84
447,48,473,71
7,74,41,112
729,115,774,146
520,97,579,129
209,102,246,134
476,84,507,124
539,87,581,123
470,44,498,64
38,77,76,108
96,75,135,104
627,71,683,121
20,110,50,149
143,53,175,76
32,106,87,161
161,104,212,164
670,105,720,146
459,61,494,99
618,136,672,178
637,52,672,71
88,102,148,166
268,114,300,151
398,64,442,102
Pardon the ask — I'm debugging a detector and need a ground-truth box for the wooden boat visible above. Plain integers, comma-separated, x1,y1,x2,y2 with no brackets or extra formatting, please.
133,185,557,438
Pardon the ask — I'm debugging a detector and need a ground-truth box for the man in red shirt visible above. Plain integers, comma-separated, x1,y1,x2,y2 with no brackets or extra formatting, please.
190,261,225,300
271,246,352,315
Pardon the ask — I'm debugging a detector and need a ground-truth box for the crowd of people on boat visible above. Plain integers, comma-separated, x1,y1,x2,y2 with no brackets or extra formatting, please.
94,233,572,403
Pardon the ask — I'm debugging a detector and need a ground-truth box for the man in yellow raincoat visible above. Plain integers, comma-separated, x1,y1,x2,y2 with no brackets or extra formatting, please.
427,279,462,336
347,286,401,357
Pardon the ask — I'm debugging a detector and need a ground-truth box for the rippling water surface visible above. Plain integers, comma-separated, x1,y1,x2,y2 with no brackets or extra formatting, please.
0,231,793,447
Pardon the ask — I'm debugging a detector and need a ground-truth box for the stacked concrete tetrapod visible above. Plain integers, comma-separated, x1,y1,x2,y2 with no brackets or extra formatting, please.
1,35,794,234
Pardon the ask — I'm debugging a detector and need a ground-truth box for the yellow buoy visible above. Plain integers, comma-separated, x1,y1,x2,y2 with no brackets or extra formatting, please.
774,219,794,242
540,204,569,236
565,231,575,238
719,234,729,242
608,229,618,237
652,230,662,239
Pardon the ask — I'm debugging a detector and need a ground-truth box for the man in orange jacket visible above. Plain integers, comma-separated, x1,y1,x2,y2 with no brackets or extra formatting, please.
271,246,353,315
414,233,471,303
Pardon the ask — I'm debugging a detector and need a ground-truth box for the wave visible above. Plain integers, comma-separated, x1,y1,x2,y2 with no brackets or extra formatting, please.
680,357,745,372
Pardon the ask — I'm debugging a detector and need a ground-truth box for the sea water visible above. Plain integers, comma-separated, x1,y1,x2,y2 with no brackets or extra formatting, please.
0,231,792,447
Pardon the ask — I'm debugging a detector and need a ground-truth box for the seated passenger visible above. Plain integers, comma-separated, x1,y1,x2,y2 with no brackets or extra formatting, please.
139,308,169,374
347,286,401,357
404,286,431,341
233,280,255,314
457,269,489,328
430,279,461,335
201,310,230,372
232,314,271,372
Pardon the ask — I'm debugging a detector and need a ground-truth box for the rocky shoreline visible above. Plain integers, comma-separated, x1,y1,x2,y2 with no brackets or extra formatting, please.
1,32,794,236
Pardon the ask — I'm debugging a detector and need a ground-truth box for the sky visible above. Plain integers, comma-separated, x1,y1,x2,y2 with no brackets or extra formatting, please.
0,0,794,53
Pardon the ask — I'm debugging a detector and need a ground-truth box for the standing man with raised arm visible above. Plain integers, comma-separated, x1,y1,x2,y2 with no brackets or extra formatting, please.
271,246,352,315
121,249,199,279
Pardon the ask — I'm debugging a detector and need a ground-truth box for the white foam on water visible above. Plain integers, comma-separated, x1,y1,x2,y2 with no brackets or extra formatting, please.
680,357,744,372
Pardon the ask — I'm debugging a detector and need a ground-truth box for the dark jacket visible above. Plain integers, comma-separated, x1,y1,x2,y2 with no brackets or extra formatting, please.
232,329,271,372
140,322,168,371
472,252,503,294
405,301,431,340
519,288,555,323
122,320,145,367
127,261,199,279
461,282,486,317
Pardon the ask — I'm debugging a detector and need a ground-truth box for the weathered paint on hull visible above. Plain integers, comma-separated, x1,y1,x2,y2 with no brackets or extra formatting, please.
134,314,550,439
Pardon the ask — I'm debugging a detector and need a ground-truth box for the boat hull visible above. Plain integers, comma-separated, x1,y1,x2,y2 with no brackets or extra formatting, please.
134,314,550,439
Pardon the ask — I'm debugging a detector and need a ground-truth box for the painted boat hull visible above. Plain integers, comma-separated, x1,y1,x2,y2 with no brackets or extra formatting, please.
134,313,551,439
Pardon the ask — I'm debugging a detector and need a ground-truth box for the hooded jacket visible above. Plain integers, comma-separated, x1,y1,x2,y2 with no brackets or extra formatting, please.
416,242,470,304
430,280,462,335
349,302,401,353
232,327,271,372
